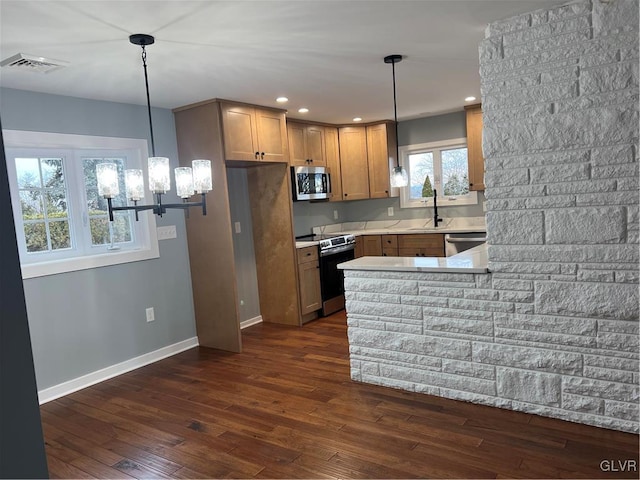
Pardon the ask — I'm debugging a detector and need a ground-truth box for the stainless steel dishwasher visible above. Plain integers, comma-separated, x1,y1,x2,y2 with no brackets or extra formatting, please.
444,233,487,256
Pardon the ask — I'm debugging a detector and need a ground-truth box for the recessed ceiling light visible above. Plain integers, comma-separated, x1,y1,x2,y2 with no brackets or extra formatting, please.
276,96,288,103
465,96,477,102
353,117,362,122
298,107,309,113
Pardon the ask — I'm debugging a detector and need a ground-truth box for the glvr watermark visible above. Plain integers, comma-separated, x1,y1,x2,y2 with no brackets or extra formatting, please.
600,460,638,472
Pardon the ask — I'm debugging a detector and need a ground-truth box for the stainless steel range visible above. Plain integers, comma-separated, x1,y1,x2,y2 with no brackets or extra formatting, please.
296,233,355,316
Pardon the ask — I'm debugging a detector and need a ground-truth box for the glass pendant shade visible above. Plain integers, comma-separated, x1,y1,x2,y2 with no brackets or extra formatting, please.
175,167,195,199
148,156,170,193
390,165,408,188
124,169,144,201
96,163,120,198
192,159,212,193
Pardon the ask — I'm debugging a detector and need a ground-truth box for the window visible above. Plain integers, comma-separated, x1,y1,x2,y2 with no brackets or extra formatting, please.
399,137,478,209
4,130,159,279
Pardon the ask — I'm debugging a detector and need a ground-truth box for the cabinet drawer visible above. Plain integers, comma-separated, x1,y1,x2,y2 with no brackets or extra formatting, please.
398,234,444,250
382,247,398,257
297,246,319,264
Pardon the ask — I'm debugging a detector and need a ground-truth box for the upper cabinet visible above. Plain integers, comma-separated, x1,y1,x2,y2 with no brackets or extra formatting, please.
464,104,485,191
324,127,342,202
288,122,326,167
366,122,395,199
338,122,397,201
338,126,370,200
220,101,289,163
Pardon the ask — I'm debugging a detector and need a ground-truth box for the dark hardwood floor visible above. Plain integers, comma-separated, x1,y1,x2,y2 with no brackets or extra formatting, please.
42,311,639,479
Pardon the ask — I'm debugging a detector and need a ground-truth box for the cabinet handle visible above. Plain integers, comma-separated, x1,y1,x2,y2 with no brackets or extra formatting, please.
469,183,474,187
306,252,311,256
260,152,265,159
344,193,348,197
255,152,259,159
385,190,388,194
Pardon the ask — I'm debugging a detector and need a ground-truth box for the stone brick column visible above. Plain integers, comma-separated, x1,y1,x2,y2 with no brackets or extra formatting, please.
481,0,638,431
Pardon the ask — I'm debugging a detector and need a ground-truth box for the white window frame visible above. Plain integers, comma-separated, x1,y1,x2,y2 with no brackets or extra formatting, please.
399,137,478,209
4,130,159,279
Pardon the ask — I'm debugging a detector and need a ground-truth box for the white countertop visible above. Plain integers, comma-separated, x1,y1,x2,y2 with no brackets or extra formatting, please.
337,243,488,274
295,217,486,249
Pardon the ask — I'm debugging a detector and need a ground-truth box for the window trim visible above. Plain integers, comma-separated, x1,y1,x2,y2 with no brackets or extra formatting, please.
4,130,159,279
399,137,478,209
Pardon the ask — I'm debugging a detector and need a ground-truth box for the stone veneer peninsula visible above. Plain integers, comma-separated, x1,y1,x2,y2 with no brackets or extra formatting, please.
339,0,639,433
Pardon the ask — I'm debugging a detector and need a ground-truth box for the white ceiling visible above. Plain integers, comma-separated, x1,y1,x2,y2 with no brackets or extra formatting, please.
0,0,562,124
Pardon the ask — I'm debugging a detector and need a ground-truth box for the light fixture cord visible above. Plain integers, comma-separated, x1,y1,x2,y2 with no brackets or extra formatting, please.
141,44,156,157
391,59,400,169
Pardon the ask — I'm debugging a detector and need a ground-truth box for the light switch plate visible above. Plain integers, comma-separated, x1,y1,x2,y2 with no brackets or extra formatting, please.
235,222,242,234
388,207,394,216
157,225,177,240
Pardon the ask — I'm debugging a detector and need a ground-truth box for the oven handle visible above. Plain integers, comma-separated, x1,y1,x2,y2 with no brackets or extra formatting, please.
445,235,487,243
320,244,355,257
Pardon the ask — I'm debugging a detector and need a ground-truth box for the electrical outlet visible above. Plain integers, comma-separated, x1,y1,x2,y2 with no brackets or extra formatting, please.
388,207,394,216
156,225,177,240
146,307,155,323
333,210,339,220
234,222,242,234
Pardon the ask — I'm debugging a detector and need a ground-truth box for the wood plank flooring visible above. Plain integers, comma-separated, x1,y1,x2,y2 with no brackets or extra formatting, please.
42,312,639,479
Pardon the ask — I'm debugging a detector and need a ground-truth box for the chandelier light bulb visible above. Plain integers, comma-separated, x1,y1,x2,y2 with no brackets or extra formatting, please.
96,163,120,198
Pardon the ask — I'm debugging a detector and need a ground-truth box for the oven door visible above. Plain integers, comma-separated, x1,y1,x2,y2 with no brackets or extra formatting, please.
319,245,355,316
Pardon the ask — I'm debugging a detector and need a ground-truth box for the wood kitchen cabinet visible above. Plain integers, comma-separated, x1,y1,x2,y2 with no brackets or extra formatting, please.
324,127,342,201
338,126,370,200
366,122,396,198
297,246,322,319
354,236,364,258
220,101,289,163
288,122,326,167
381,234,398,256
362,235,383,256
398,234,445,257
465,104,485,191
338,122,397,201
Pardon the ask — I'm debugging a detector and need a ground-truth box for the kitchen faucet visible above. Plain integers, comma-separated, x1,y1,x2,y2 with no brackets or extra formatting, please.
433,189,443,227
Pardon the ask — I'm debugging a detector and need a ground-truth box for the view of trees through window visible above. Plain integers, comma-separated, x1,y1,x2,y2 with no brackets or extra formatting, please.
15,155,133,254
408,146,469,200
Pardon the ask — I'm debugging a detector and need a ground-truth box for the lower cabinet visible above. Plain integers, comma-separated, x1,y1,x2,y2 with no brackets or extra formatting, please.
297,246,322,316
355,233,445,258
398,234,445,257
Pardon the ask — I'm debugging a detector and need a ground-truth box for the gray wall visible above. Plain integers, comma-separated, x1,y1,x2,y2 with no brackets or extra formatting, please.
292,110,484,232
227,168,261,322
1,87,196,391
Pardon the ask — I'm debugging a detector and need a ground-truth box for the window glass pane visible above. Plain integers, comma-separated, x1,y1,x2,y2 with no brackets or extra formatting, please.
112,214,132,243
24,223,48,252
20,191,44,219
45,190,68,216
441,147,469,196
15,158,41,188
41,158,64,188
408,152,434,200
49,220,71,250
90,217,110,245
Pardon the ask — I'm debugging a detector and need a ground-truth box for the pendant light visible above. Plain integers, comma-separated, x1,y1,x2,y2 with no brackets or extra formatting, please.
96,34,212,221
385,54,408,188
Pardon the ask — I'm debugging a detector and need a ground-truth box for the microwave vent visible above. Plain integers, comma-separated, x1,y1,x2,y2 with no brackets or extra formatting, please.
0,53,69,73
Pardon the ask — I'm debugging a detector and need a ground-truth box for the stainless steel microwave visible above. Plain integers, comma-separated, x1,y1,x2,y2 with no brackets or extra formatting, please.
291,166,331,201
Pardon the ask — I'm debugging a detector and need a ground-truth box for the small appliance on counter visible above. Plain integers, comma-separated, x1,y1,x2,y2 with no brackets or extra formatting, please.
291,166,331,201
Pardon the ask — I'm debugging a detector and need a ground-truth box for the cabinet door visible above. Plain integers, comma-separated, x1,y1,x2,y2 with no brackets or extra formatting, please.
298,260,322,315
366,123,393,198
362,235,382,256
306,125,326,166
354,236,364,258
221,103,259,161
325,127,342,202
398,234,445,257
339,127,369,200
465,104,485,191
288,123,307,166
255,108,288,163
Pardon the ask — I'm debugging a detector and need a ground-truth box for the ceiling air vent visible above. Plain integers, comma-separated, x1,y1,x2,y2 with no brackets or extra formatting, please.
0,53,69,73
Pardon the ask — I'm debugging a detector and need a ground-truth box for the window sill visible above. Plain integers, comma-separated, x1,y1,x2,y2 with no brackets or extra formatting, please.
401,191,479,209
21,242,160,279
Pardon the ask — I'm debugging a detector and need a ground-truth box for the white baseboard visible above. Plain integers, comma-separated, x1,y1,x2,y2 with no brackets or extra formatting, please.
240,315,263,329
38,336,199,405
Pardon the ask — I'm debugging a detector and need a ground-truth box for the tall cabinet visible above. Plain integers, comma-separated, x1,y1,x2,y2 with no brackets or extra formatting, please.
173,99,300,353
